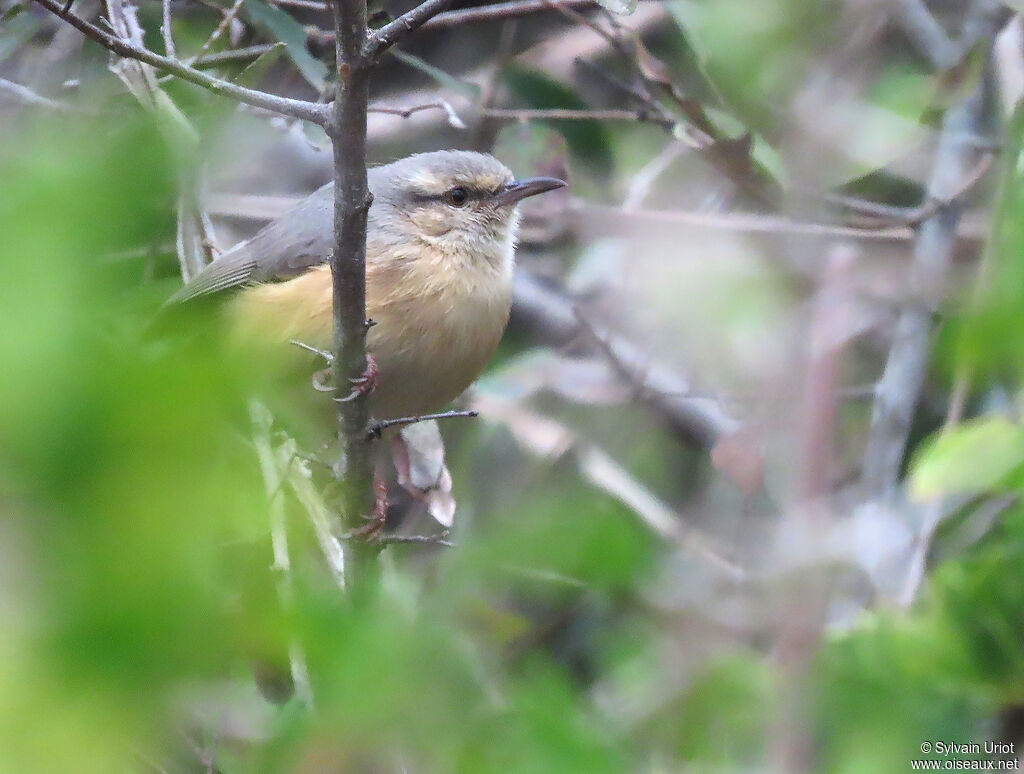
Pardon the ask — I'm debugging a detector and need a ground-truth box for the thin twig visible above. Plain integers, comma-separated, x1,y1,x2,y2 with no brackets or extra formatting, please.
290,339,334,362
0,77,78,113
373,534,456,547
367,410,478,439
480,107,658,122
826,153,994,227
187,0,246,66
365,0,456,59
160,0,176,59
369,99,465,127
32,0,330,124
622,140,688,211
892,0,960,70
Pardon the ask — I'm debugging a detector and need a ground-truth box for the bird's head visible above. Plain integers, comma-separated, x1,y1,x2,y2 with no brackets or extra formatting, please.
370,150,566,268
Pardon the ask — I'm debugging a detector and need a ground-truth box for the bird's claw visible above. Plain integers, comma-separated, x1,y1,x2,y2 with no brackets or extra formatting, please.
336,353,379,402
344,472,388,539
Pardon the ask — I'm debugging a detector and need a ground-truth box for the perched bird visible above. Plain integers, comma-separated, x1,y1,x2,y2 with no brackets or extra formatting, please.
168,151,566,422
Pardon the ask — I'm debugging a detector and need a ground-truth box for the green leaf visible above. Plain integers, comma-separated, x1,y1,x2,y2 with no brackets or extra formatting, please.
241,0,327,92
910,418,1024,499
390,49,481,99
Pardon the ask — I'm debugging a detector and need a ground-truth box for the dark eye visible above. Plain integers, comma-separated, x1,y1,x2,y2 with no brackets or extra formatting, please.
444,187,469,206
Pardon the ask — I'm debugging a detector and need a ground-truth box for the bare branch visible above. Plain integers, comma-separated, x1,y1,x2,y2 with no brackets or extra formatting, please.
0,77,78,113
31,0,330,124
368,410,478,439
328,0,379,583
365,0,457,59
892,0,960,70
160,0,176,59
512,272,743,451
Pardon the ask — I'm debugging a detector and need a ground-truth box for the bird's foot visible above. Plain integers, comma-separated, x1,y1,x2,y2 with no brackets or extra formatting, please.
336,353,379,403
345,471,388,539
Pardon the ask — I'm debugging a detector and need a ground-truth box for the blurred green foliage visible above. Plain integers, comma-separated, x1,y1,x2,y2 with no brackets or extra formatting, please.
7,3,1024,772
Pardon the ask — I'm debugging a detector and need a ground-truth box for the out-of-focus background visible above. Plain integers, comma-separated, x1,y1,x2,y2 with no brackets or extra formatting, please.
5,0,1024,771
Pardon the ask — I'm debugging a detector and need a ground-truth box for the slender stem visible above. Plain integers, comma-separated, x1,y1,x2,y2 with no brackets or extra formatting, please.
31,0,330,124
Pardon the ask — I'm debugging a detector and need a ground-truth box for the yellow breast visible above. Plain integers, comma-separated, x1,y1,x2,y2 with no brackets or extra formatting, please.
227,244,512,420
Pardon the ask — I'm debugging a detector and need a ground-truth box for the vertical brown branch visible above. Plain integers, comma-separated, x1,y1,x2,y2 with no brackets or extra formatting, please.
329,0,379,585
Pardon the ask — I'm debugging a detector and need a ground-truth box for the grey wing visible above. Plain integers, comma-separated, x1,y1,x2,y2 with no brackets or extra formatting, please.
165,182,336,305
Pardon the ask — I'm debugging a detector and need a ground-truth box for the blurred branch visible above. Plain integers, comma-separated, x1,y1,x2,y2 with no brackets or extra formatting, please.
892,0,960,69
570,201,919,243
250,402,316,706
860,4,1005,501
186,0,246,66
0,77,78,113
480,107,667,122
374,534,456,547
160,0,176,59
622,140,688,211
897,370,970,607
368,99,464,127
825,153,993,226
31,0,331,124
472,391,745,579
368,410,478,439
512,272,742,451
206,192,990,249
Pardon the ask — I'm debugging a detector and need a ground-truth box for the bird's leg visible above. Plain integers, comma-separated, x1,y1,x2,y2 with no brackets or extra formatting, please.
344,470,388,539
336,352,379,403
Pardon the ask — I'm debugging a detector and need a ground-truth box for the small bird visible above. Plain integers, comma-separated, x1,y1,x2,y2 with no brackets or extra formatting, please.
168,151,566,422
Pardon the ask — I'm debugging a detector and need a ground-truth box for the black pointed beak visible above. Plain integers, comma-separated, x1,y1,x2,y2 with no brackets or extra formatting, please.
491,176,567,207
